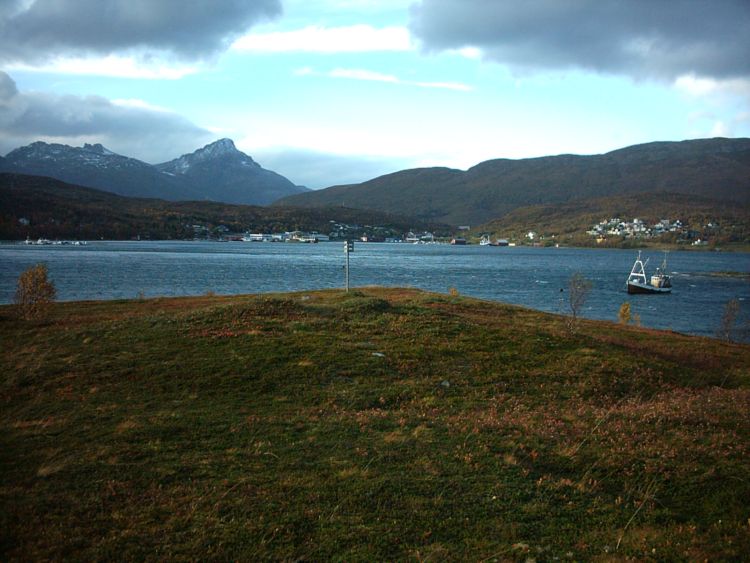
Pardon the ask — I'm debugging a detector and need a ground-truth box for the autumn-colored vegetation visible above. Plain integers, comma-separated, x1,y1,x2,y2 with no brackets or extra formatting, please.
13,262,56,320
1,288,749,559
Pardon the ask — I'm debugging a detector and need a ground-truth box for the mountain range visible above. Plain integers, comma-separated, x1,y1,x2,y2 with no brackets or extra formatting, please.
3,136,749,228
276,138,750,225
0,139,307,206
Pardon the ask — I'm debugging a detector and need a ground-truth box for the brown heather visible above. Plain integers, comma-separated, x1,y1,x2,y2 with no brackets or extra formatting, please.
1,288,748,560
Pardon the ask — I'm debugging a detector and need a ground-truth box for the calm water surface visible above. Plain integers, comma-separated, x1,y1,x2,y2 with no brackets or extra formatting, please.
1,241,748,339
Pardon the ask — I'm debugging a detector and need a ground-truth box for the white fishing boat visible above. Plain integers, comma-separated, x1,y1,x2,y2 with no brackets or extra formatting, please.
626,251,672,294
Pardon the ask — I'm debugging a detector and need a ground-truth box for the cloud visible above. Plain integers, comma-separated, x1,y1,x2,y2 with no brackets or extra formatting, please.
329,68,400,83
412,80,472,92
232,24,411,53
674,75,750,99
300,67,473,91
0,71,213,162
0,0,282,65
5,55,198,80
251,147,413,189
710,121,729,137
409,0,750,81
674,74,750,137
283,0,406,11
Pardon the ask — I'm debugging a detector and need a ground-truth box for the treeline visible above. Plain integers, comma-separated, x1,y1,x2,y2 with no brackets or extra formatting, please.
0,173,449,241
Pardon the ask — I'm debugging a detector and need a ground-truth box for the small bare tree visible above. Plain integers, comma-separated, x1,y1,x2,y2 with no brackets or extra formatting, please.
15,263,56,320
567,272,592,332
717,298,740,342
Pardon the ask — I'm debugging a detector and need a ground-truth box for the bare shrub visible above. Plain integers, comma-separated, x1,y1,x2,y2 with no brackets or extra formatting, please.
717,298,740,342
15,263,56,320
567,272,592,333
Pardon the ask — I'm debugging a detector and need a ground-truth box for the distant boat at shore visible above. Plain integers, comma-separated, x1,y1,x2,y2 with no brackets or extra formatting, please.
22,237,87,246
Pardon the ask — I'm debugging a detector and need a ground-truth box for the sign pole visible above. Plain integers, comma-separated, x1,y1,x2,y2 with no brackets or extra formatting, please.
344,240,353,292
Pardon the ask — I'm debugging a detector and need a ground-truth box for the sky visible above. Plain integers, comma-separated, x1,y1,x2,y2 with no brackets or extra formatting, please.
1,0,749,189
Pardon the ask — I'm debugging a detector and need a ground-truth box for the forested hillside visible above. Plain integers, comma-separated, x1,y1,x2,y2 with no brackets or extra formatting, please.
0,173,444,241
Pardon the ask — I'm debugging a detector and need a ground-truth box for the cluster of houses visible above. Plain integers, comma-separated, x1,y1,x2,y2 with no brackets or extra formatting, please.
238,230,439,244
586,217,687,240
240,231,327,243
189,221,436,244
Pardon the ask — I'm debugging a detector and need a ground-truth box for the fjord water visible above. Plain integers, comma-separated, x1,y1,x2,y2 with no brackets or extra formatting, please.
1,241,748,339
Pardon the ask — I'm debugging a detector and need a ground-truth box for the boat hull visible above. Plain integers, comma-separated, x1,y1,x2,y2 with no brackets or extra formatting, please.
627,281,671,294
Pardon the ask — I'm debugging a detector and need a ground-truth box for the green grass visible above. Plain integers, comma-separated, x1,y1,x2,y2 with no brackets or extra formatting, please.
2,288,749,560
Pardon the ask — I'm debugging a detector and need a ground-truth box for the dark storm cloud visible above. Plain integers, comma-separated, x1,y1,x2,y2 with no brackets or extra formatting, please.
0,71,213,162
0,68,18,98
0,0,282,64
409,0,750,80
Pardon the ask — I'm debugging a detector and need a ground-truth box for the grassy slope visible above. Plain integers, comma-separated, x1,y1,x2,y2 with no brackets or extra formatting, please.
1,288,749,560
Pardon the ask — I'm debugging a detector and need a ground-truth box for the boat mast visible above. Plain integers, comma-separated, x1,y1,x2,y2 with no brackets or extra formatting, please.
628,251,649,284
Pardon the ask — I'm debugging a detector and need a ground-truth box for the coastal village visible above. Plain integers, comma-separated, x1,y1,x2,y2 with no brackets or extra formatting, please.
190,220,441,244
585,216,714,245
182,215,721,247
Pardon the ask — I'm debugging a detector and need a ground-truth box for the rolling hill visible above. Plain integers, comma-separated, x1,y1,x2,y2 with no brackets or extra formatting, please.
275,138,750,225
2,288,749,559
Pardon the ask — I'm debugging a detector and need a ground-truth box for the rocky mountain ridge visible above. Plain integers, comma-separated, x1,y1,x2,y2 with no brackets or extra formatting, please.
0,139,306,205
157,139,303,205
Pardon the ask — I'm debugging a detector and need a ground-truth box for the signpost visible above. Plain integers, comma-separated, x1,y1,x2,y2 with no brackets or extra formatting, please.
344,240,354,292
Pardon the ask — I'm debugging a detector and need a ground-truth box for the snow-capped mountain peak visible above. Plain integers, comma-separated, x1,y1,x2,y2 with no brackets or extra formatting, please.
159,138,260,174
83,143,118,156
205,138,236,153
5,141,127,168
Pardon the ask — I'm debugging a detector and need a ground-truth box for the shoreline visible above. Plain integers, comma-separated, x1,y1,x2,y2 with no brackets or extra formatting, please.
2,237,750,252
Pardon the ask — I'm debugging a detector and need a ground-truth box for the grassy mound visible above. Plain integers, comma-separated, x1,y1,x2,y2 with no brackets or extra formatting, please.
1,288,749,560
